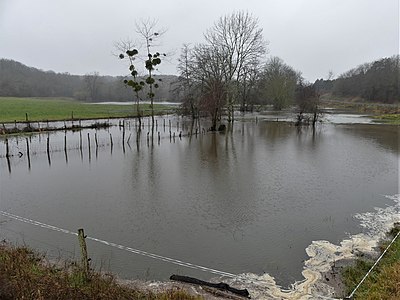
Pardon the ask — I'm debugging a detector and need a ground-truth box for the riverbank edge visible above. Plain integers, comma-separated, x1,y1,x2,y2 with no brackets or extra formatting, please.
319,96,400,124
1,221,399,299
0,240,210,299
321,223,400,299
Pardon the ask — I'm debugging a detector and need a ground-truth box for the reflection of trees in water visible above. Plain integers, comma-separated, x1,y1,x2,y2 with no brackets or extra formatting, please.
338,124,398,153
191,123,258,231
258,122,292,142
295,125,324,152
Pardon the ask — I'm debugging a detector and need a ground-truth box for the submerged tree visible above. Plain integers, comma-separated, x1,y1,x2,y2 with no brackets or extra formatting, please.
177,44,198,119
295,81,321,127
204,11,267,122
177,11,267,129
193,44,226,131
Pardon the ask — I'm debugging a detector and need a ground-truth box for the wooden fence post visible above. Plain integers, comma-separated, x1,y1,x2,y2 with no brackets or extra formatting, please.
5,138,10,158
87,133,91,152
78,228,90,280
46,136,50,155
26,138,31,170
95,133,98,148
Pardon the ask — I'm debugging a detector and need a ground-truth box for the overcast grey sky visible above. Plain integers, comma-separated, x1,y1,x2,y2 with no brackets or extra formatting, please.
0,0,398,82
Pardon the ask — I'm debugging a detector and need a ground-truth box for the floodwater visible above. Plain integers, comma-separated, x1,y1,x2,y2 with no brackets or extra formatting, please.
0,115,398,293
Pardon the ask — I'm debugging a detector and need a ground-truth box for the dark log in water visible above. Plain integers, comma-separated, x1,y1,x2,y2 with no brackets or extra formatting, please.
170,275,250,298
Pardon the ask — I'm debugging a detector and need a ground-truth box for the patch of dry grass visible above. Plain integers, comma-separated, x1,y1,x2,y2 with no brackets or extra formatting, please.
0,243,201,300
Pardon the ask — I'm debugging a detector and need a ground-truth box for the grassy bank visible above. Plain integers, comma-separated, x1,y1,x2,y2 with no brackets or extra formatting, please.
320,94,400,125
371,114,400,125
341,226,400,299
0,97,174,123
321,99,400,115
0,243,200,300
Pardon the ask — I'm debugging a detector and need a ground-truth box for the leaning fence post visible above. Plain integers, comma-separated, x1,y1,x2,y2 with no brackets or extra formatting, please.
109,133,113,147
78,228,90,280
5,138,10,158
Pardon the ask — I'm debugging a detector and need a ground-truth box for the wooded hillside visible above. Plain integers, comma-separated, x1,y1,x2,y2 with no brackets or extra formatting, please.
315,55,399,103
0,59,180,102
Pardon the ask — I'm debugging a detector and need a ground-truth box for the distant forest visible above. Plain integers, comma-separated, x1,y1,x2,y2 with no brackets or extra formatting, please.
0,59,180,102
315,55,399,103
0,55,398,104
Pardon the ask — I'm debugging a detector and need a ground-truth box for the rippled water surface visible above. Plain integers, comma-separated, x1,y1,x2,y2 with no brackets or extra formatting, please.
0,117,398,286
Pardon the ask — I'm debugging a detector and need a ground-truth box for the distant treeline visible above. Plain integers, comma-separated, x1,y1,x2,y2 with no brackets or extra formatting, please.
0,59,180,102
315,55,399,103
0,56,398,105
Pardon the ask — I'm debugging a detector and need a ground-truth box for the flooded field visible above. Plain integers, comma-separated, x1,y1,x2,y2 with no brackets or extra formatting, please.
0,114,398,297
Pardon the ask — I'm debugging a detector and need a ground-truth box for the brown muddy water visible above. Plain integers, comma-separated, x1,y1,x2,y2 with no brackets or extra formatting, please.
0,116,398,295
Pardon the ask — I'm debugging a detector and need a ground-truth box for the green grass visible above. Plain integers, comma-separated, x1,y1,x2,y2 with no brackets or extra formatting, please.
372,114,400,125
341,228,400,299
0,243,201,300
0,97,174,123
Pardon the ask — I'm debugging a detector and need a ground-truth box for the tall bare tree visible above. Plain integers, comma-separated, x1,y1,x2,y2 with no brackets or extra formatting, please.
192,44,226,130
177,44,199,119
204,11,267,122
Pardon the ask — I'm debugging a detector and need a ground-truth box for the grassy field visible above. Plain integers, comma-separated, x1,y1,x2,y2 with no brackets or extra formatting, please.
320,94,399,114
0,243,200,300
341,227,400,299
0,97,175,123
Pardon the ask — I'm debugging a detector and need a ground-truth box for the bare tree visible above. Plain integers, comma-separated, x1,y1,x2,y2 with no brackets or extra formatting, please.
176,12,267,129
193,44,226,131
177,44,199,119
204,11,268,122
239,58,263,112
327,70,335,81
295,81,322,127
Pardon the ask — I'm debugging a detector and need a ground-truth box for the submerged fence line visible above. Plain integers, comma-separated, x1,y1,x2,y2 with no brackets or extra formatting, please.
1,124,208,160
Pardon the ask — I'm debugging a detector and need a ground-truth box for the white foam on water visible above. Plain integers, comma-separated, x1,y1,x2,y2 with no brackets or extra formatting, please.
226,194,399,299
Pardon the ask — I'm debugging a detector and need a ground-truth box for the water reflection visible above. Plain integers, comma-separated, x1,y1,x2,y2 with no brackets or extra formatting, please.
338,124,398,153
0,119,398,287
